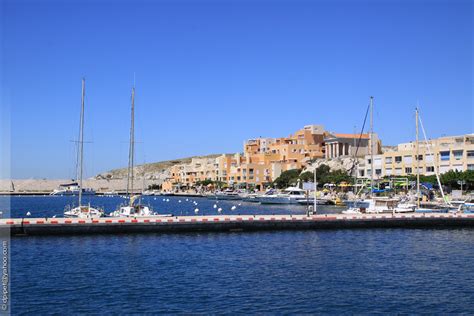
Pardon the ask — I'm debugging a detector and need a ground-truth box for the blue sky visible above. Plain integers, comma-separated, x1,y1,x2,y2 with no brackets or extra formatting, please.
2,0,472,179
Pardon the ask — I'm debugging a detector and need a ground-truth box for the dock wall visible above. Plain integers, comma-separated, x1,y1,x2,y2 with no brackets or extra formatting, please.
1,213,474,236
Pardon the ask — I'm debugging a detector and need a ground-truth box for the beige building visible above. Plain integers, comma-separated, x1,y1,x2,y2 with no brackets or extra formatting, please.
324,132,382,159
359,133,474,179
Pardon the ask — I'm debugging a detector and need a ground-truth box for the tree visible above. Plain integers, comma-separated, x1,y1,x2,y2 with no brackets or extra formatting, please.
273,169,301,189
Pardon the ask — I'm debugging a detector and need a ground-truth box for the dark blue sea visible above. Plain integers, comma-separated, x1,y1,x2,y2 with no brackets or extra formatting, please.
4,196,474,314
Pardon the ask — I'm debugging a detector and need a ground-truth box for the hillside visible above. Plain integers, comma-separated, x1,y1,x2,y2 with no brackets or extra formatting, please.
94,154,222,183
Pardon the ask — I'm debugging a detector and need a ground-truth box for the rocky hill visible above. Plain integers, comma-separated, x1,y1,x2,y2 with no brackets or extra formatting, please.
94,154,222,183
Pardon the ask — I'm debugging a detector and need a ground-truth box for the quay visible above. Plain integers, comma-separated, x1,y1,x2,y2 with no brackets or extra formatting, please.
1,213,474,236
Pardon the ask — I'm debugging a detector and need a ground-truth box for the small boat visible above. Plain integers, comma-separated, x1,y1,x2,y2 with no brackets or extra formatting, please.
109,196,172,217
64,204,104,218
394,202,417,213
296,199,329,206
51,182,95,196
211,189,241,200
342,207,362,215
455,202,474,214
258,187,306,204
239,192,260,202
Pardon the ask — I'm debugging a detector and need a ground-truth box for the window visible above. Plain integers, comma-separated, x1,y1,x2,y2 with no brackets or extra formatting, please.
426,166,435,172
367,159,371,164
395,168,402,175
453,150,463,160
468,150,474,158
440,151,450,161
395,156,402,163
385,157,392,164
405,167,412,174
416,155,423,161
375,169,382,175
468,164,474,171
425,154,434,163
404,155,412,164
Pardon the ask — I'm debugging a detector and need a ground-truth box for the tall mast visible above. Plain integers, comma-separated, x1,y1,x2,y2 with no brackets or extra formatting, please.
370,96,374,197
78,78,85,206
353,125,357,194
313,163,317,214
126,85,135,205
416,107,420,208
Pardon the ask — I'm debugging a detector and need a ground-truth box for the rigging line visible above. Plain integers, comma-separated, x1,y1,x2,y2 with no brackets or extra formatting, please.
418,109,449,206
348,102,371,175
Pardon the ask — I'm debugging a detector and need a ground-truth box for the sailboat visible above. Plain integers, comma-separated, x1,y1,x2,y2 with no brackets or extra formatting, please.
109,84,171,217
413,107,453,213
64,79,104,218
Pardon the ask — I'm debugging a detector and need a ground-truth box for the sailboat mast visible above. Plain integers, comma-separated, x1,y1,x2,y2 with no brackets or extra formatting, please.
126,86,135,205
313,163,317,214
370,96,374,196
353,125,357,194
416,108,420,208
78,78,85,206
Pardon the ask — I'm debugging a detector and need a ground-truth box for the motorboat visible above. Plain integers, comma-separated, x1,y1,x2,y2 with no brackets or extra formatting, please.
342,207,362,215
211,189,241,200
454,202,474,214
258,187,306,204
239,192,260,202
51,182,95,196
297,198,329,206
394,202,417,213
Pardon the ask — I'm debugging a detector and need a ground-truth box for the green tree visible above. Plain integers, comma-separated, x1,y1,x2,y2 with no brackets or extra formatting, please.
273,169,301,189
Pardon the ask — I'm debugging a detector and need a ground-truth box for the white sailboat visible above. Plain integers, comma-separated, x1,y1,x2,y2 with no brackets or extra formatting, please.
110,84,171,217
64,78,104,218
414,107,452,213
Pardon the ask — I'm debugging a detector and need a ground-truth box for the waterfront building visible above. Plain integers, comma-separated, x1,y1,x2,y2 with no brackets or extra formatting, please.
324,133,381,159
359,133,474,179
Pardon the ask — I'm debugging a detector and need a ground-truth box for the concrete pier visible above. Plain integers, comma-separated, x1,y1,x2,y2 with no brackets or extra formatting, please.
1,213,474,236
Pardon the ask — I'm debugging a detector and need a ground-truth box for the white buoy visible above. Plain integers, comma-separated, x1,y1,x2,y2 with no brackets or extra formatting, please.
238,203,241,206
162,198,166,201
154,197,157,200
26,211,31,216
166,199,170,202
231,206,237,211
213,204,217,209
178,200,181,203
52,215,57,218
217,208,222,213
194,208,199,214
186,198,189,201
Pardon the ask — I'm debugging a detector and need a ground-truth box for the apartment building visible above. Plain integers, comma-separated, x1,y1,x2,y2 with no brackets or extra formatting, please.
162,125,330,190
359,133,474,179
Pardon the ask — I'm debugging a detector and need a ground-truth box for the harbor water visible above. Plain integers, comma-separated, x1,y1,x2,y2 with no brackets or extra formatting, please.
5,196,474,313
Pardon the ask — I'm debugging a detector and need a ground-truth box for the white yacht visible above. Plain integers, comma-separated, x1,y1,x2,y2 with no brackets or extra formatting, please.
258,187,306,204
51,182,95,196
212,189,241,200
